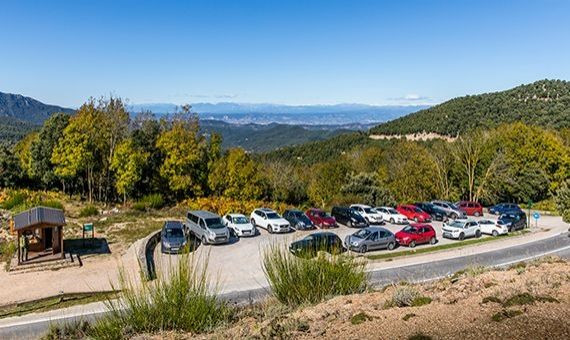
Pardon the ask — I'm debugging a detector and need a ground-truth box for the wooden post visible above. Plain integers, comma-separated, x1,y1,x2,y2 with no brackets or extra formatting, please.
60,226,64,259
17,230,21,265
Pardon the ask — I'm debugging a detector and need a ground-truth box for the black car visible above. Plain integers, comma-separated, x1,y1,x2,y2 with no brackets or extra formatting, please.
414,202,447,221
283,209,315,230
289,232,345,257
161,220,189,254
497,211,527,232
331,206,368,228
489,203,522,215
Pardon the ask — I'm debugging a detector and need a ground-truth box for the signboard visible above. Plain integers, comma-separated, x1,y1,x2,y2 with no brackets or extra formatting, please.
83,223,95,245
83,223,93,232
533,212,540,220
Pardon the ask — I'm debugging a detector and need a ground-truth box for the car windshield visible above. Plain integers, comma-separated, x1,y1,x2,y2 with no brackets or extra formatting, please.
233,216,249,224
449,221,465,228
450,203,459,209
413,207,423,212
363,208,373,213
165,228,184,237
267,212,281,219
205,218,224,229
354,229,372,239
388,208,398,214
402,226,415,233
480,220,493,224
317,211,330,218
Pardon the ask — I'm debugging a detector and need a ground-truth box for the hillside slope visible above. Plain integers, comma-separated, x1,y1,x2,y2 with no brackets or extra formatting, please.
0,92,74,124
371,79,570,136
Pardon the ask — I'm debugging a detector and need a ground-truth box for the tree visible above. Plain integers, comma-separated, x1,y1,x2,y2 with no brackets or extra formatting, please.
430,141,457,201
131,113,164,195
555,180,570,223
29,113,70,189
111,139,148,202
379,141,440,202
307,161,349,207
265,161,308,204
340,172,395,206
0,146,21,188
208,148,266,200
451,130,489,202
156,114,206,198
14,132,38,179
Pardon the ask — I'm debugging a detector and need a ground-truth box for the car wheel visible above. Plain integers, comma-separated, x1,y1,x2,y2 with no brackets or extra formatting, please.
251,219,256,227
429,237,437,245
348,221,353,228
201,236,208,245
387,242,395,251
451,213,458,219
268,225,273,234
474,211,481,217
492,230,498,237
409,241,416,248
459,233,465,241
360,245,367,253
476,230,481,238
390,218,395,224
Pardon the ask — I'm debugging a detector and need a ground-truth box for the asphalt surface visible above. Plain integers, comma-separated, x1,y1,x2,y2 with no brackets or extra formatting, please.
1,232,569,340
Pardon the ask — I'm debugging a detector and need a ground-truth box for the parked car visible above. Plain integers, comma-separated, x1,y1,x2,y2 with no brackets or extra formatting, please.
289,232,344,257
478,219,508,236
413,202,447,221
306,208,337,228
375,206,408,224
497,211,527,232
331,206,368,228
349,204,384,224
344,227,396,253
396,204,431,222
489,203,522,215
431,200,466,219
222,213,256,237
161,220,189,254
250,208,291,233
395,223,437,247
283,209,315,230
442,219,481,240
457,201,483,216
185,210,230,245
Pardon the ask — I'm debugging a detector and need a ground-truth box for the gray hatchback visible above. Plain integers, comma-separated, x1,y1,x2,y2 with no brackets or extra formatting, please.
344,226,396,253
161,220,188,254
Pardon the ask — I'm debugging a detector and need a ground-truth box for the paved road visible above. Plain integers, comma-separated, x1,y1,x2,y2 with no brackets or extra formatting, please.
1,232,569,340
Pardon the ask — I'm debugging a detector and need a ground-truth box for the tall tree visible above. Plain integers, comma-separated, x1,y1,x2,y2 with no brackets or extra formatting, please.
451,130,489,201
14,132,38,180
0,146,21,188
29,113,70,189
111,138,148,202
307,160,349,207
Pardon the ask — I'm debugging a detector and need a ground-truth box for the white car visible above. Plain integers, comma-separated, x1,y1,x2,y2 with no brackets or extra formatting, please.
478,219,508,236
375,207,408,224
442,219,481,240
250,208,291,234
350,204,384,224
222,213,256,237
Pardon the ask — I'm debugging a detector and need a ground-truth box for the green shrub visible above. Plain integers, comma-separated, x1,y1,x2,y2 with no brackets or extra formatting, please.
0,191,27,210
41,320,91,340
532,198,557,212
385,286,432,308
140,193,165,210
408,333,433,340
131,202,147,212
402,313,416,321
481,296,502,304
502,292,559,307
90,253,230,339
350,312,372,325
491,309,523,322
79,205,99,217
40,200,64,211
262,244,367,307
0,242,17,271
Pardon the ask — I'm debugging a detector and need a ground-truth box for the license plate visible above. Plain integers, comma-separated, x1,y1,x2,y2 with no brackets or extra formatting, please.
171,247,179,251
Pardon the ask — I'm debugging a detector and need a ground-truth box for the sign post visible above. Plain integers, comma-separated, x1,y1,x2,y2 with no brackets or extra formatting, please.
527,200,533,227
532,212,540,228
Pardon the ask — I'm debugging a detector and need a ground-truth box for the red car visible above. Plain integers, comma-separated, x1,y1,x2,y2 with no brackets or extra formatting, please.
457,201,483,216
305,208,337,228
395,223,437,248
396,204,431,222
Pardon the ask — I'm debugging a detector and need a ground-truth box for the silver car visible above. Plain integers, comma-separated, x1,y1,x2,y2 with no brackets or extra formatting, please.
344,226,396,253
185,210,230,245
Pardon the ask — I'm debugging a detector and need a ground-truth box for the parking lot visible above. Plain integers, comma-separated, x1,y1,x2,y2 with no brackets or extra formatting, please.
153,212,566,294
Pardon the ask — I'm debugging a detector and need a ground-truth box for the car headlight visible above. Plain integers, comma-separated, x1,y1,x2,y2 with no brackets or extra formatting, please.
351,241,359,246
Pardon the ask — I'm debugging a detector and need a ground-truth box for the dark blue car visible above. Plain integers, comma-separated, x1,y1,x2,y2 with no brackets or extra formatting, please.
489,203,521,215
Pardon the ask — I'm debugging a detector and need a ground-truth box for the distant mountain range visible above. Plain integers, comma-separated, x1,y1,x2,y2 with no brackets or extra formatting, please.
0,92,74,124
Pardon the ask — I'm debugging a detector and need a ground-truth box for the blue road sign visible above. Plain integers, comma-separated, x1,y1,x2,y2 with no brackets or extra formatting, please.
532,212,540,220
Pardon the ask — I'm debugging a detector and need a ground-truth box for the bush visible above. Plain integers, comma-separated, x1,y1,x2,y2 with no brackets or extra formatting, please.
262,244,367,307
41,320,91,340
39,200,64,210
131,202,147,212
0,242,17,271
90,253,230,339
350,312,372,325
386,286,432,308
79,205,99,217
555,180,570,223
491,309,523,322
140,194,165,210
0,190,27,210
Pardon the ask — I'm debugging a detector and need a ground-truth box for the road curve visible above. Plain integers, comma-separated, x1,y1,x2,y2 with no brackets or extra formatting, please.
1,232,569,340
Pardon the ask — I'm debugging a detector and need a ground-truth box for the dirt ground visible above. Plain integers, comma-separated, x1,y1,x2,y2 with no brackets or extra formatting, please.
139,257,570,340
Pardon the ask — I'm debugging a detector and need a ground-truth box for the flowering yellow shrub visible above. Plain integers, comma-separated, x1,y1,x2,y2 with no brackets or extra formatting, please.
181,197,293,216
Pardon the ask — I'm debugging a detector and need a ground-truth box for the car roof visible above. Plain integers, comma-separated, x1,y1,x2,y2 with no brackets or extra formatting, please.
164,220,183,228
309,231,337,237
364,226,391,233
258,207,276,212
308,208,324,212
228,213,246,218
188,210,220,219
350,204,371,208
410,223,431,228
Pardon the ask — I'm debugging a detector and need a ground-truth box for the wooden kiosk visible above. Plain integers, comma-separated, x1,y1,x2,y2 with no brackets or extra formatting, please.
13,206,66,265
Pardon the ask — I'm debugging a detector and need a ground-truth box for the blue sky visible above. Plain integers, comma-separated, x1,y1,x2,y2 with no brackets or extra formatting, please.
1,0,569,107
